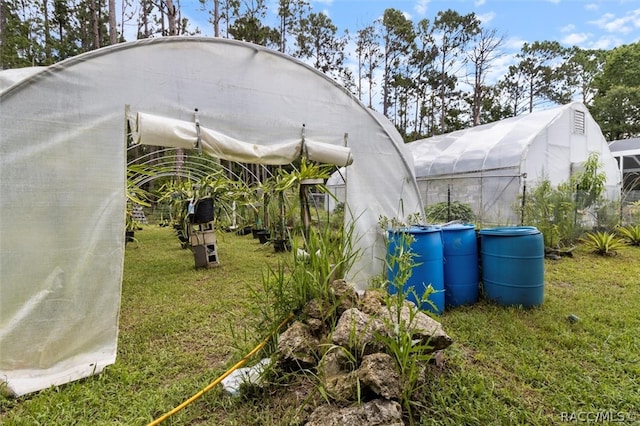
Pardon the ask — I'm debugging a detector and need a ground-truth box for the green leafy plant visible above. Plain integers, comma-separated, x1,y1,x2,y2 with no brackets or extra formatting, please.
125,165,155,239
616,224,640,246
247,219,361,335
376,229,435,423
574,152,607,210
580,230,626,256
264,157,335,242
521,154,610,248
521,178,578,248
424,201,476,223
622,200,640,225
125,208,142,233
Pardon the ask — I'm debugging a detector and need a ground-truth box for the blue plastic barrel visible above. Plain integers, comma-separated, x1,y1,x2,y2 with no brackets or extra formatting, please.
442,224,479,307
479,226,544,307
387,226,444,314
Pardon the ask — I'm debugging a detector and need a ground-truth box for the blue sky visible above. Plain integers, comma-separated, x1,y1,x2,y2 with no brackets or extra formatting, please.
184,0,640,51
174,0,639,105
319,0,640,50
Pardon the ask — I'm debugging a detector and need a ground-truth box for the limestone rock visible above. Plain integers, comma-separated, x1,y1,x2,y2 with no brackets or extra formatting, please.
325,370,360,402
330,279,359,316
358,289,386,315
358,353,401,400
306,318,325,336
379,305,453,352
277,321,319,369
305,399,404,426
303,298,330,321
318,348,351,379
332,308,386,355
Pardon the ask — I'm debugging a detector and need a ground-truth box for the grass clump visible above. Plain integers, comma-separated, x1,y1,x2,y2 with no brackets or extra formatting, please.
376,229,438,424
245,220,361,340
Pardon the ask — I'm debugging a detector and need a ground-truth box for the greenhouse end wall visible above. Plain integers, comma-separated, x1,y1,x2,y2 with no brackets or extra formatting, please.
418,168,524,226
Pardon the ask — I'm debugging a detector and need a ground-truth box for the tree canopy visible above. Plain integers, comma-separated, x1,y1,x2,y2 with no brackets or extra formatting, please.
1,0,638,141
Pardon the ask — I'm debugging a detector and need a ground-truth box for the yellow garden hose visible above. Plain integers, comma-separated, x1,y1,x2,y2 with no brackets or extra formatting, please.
147,312,294,426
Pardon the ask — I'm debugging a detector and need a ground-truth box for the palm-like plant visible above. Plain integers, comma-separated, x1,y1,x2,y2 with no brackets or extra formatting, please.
580,231,626,256
616,224,640,246
126,165,154,232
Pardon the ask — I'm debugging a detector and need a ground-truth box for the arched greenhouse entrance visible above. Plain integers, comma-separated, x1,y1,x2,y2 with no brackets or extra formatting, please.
1,37,422,396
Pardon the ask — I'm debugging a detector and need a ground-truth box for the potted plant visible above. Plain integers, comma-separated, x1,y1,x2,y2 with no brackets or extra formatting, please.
126,165,154,244
125,207,138,243
263,157,334,252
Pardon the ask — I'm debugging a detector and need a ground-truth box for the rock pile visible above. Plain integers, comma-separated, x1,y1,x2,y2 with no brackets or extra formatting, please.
272,279,453,425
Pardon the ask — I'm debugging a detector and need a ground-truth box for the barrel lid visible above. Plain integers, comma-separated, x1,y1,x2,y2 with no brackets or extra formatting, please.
388,225,441,235
441,223,475,232
479,226,540,236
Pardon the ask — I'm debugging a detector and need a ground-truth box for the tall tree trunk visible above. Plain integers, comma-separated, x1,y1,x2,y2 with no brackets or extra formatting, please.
142,0,150,38
473,69,481,125
0,0,4,65
92,0,100,49
165,0,177,36
213,0,219,36
42,0,52,61
368,57,374,108
439,59,446,133
356,46,362,101
108,0,116,44
529,78,534,112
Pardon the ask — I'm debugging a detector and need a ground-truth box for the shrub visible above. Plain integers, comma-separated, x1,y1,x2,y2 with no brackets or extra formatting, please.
622,200,640,225
617,224,640,246
424,201,476,223
521,154,609,248
521,179,577,248
580,231,626,256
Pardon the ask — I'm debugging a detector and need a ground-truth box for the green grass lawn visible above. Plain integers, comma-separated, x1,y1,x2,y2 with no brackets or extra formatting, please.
1,225,639,425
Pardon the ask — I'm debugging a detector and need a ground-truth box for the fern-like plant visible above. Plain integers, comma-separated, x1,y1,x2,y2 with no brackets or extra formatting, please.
616,224,640,246
580,231,626,256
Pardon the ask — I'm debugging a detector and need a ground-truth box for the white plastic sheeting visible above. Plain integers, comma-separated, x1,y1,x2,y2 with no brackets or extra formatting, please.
132,111,354,166
407,102,620,224
609,138,640,189
0,37,422,396
0,66,46,91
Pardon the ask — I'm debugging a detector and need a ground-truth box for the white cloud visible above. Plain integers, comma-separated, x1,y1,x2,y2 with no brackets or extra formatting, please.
588,35,623,50
589,9,640,35
475,0,486,6
631,8,640,29
314,0,334,5
585,3,598,12
485,51,518,85
414,0,430,16
477,12,495,25
561,32,591,46
504,36,527,51
560,24,576,33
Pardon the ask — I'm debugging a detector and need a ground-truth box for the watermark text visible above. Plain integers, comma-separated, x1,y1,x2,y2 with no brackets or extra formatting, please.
560,411,636,423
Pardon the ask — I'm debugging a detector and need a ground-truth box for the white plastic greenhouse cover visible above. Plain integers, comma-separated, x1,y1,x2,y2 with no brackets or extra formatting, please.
609,138,640,181
131,111,354,167
407,102,620,224
0,37,422,396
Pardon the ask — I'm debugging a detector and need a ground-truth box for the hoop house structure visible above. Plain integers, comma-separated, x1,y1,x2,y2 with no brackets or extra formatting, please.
0,37,422,396
609,137,640,201
407,102,621,224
